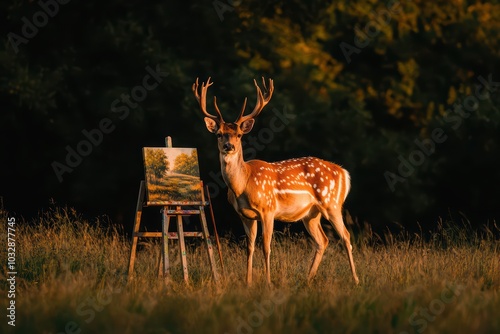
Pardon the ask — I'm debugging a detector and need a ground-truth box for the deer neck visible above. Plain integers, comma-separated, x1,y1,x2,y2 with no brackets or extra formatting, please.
220,150,249,197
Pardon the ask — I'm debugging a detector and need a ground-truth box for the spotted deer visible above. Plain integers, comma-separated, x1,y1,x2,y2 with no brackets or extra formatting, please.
193,77,359,285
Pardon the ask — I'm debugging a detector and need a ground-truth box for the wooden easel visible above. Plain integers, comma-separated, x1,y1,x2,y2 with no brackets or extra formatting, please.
127,137,221,283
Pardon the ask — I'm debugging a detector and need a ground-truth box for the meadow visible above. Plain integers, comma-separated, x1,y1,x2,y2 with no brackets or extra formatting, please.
1,207,499,334
146,173,202,203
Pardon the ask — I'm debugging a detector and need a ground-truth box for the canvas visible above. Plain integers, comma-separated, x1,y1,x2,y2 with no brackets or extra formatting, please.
142,147,202,204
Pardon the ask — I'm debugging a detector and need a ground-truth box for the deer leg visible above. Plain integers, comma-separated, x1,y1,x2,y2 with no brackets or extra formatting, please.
302,209,329,282
326,208,359,285
242,218,257,286
260,215,275,286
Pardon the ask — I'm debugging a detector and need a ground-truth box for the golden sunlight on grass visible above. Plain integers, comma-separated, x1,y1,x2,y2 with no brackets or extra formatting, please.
1,207,498,333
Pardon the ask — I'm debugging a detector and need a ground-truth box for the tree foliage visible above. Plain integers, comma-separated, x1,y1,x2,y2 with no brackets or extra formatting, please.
173,150,199,176
1,0,499,230
144,150,169,181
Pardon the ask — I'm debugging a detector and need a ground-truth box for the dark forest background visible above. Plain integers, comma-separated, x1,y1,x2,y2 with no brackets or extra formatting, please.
1,0,499,235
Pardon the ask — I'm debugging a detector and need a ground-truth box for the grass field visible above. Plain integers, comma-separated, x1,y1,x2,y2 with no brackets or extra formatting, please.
1,207,499,334
147,173,202,202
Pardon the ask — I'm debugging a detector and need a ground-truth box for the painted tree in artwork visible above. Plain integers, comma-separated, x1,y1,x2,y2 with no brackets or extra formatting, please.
145,149,169,182
173,150,198,176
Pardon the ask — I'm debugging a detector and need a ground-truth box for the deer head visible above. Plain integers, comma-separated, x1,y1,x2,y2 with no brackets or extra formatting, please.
192,77,274,155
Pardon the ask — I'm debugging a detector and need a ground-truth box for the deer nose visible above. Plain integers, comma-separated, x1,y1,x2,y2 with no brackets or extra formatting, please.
223,142,235,151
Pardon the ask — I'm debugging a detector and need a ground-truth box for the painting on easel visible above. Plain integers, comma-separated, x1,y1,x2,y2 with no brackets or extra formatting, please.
143,147,202,204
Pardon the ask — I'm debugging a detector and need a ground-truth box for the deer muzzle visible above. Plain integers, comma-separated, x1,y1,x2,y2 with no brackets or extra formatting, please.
222,142,235,153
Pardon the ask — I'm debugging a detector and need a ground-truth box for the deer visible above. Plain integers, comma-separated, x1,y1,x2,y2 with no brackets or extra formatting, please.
193,77,359,286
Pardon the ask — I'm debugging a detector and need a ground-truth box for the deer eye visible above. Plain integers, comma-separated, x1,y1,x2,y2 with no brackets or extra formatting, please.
216,133,222,139
237,134,242,138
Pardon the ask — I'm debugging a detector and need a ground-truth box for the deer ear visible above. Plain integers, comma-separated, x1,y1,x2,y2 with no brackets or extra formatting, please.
204,117,218,133
240,119,255,134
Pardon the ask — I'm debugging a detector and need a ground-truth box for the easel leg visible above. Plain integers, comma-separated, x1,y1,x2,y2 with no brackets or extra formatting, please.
161,207,171,279
200,206,219,282
128,181,146,279
177,210,189,283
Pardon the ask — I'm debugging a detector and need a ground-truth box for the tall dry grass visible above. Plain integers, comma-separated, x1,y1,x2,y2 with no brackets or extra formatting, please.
1,207,499,333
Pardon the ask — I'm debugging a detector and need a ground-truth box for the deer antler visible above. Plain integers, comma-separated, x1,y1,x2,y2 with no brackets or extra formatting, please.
235,77,274,125
192,77,224,122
